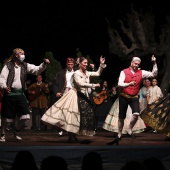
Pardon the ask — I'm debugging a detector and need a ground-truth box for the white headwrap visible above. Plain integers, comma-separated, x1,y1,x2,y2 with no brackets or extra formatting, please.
132,57,141,62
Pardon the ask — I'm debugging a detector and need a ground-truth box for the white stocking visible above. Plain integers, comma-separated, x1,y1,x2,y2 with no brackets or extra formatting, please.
118,119,124,138
0,121,7,136
128,114,138,134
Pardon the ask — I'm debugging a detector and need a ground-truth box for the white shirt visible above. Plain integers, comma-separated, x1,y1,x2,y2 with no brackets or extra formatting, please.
118,63,158,88
0,62,46,89
147,85,163,104
66,69,74,88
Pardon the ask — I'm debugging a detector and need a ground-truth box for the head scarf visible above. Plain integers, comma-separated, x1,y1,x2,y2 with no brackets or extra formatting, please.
132,57,141,62
13,48,24,55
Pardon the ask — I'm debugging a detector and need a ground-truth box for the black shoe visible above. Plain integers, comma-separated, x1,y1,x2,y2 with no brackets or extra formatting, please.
127,132,136,139
72,134,79,143
165,136,170,141
30,127,38,131
67,138,75,143
107,137,121,145
144,126,152,132
148,129,154,133
67,133,77,143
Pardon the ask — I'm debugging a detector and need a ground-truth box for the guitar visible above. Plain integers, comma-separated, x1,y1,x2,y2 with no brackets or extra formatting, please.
93,90,108,105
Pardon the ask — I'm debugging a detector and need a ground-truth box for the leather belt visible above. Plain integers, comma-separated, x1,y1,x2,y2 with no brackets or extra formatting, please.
120,92,138,98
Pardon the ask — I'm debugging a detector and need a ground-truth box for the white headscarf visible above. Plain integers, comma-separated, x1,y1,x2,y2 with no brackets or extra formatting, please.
132,57,141,62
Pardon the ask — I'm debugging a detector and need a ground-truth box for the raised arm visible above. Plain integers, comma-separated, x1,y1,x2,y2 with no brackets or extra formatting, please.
142,55,158,78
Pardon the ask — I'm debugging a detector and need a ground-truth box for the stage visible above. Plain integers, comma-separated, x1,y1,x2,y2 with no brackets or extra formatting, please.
0,129,170,170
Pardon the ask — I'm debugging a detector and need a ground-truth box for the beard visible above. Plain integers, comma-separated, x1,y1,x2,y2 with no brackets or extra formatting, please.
131,65,139,72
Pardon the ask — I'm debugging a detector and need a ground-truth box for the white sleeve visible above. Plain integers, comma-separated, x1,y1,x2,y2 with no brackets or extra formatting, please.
73,72,93,88
118,71,130,87
157,87,163,98
90,63,106,77
142,63,158,78
27,63,47,75
0,65,9,88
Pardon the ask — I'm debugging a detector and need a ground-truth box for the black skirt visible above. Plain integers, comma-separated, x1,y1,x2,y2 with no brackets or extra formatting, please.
77,91,96,136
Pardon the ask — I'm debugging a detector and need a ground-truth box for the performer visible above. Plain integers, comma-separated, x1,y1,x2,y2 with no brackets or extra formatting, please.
0,48,50,142
41,57,79,142
41,55,106,142
140,93,170,141
144,77,163,133
103,98,146,134
73,55,106,136
107,55,157,145
139,78,152,132
110,84,119,103
28,74,50,131
139,78,151,112
51,57,75,137
94,80,113,130
147,78,163,105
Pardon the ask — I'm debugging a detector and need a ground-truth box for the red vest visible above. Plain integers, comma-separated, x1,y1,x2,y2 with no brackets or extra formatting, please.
122,68,142,95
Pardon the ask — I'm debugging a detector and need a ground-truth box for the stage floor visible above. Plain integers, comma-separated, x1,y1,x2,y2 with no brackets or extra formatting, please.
0,129,170,170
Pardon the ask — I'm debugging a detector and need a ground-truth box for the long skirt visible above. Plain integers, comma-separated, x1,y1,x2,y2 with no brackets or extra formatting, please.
77,92,96,136
41,89,80,134
103,98,146,134
140,93,170,137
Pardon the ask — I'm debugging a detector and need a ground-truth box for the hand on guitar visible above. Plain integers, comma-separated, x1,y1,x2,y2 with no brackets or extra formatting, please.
31,91,35,95
93,90,108,105
30,87,41,95
44,84,49,88
56,92,62,97
41,84,49,93
28,87,42,101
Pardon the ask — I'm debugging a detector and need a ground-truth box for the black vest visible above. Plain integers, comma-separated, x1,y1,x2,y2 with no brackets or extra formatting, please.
6,61,27,89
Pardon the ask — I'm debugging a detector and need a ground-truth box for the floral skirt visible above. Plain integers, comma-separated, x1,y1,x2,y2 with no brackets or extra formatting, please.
77,91,96,136
140,93,170,137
